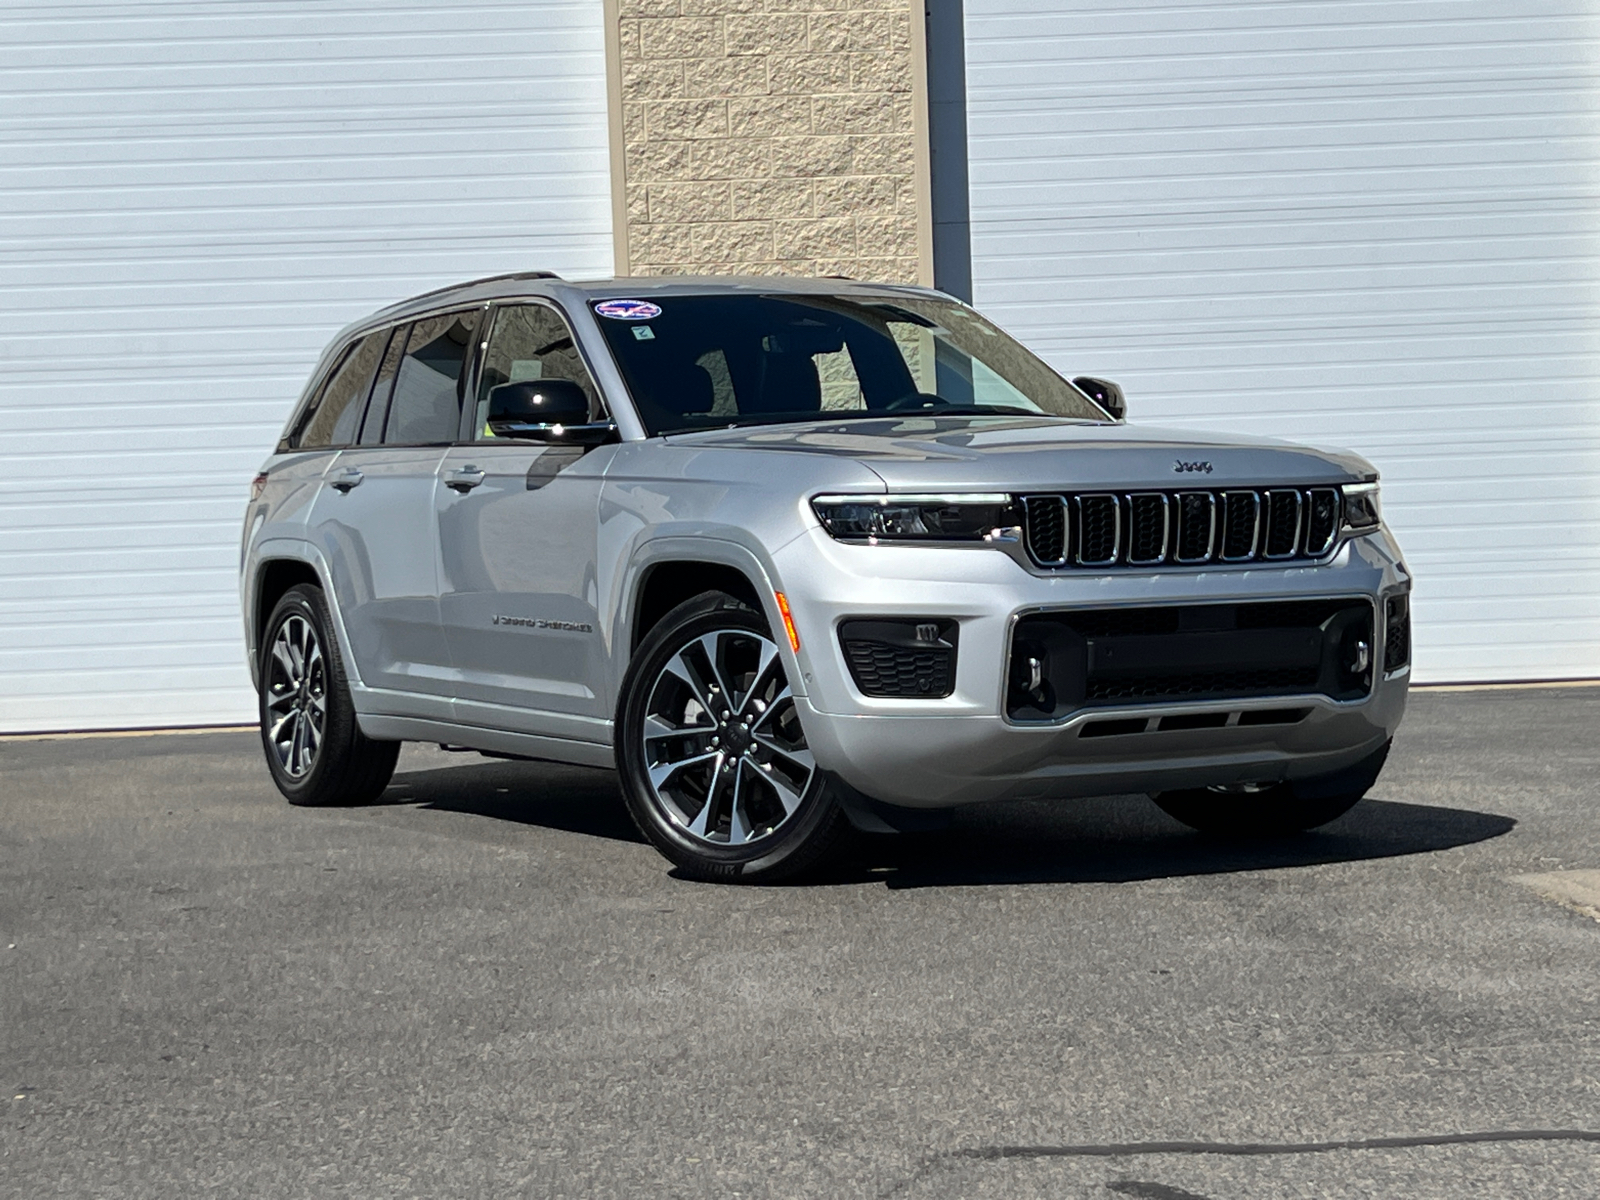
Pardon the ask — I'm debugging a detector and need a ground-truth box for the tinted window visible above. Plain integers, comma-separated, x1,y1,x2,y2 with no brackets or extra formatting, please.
358,325,406,445
383,310,479,445
472,304,599,440
592,294,1110,435
294,333,384,448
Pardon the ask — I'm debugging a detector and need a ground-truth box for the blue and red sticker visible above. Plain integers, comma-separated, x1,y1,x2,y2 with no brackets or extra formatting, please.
593,299,662,321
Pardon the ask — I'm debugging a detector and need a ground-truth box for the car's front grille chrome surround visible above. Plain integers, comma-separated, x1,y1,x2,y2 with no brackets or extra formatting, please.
1019,486,1344,569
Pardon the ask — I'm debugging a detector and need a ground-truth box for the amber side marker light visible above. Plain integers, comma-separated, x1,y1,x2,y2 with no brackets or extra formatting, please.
774,592,800,652
250,472,269,501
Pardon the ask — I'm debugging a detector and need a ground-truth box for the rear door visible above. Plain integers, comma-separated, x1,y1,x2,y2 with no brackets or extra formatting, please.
310,308,481,703
435,301,615,743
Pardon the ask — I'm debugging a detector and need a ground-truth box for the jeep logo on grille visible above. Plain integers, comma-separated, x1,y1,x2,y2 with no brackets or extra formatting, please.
1174,459,1214,474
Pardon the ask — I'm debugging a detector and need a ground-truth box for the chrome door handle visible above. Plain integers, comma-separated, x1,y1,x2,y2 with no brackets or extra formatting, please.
330,468,363,492
446,467,485,493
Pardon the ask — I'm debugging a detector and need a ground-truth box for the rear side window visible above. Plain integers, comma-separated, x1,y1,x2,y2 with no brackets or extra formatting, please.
358,325,406,445
292,332,385,449
383,310,479,445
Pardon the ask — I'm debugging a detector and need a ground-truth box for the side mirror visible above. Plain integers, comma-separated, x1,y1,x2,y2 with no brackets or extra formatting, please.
486,379,613,444
1072,376,1126,422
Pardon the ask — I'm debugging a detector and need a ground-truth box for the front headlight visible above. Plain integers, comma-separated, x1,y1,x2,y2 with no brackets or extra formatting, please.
812,493,1015,542
1341,481,1381,532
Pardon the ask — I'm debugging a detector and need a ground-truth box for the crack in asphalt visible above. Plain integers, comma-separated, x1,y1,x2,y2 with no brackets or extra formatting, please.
955,1128,1600,1159
879,1130,1600,1199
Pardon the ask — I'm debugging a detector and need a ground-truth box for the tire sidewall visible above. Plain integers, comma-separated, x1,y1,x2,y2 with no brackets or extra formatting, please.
259,585,355,804
616,594,838,880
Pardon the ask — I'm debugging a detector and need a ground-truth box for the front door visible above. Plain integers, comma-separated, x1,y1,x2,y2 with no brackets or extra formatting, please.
434,301,613,743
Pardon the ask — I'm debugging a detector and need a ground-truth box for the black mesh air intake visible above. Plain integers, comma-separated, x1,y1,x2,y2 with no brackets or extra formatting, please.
1220,491,1260,560
1306,488,1339,555
1263,490,1302,558
1175,492,1215,561
839,619,958,698
1077,495,1119,564
1022,496,1067,564
1127,493,1168,563
1384,594,1411,672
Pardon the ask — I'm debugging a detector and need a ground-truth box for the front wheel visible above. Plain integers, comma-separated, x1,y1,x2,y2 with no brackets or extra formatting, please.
1151,740,1392,836
616,590,847,882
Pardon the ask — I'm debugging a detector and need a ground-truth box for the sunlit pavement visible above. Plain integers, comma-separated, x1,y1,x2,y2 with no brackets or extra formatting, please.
3,687,1598,1198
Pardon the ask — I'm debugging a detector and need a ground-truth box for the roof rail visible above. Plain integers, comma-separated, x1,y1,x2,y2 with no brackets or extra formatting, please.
401,270,564,306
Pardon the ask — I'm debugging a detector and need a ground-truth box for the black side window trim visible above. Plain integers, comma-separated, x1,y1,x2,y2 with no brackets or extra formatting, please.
355,323,405,446
378,305,486,448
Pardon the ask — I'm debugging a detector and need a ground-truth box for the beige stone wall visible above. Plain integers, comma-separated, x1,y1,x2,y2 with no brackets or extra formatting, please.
608,0,928,283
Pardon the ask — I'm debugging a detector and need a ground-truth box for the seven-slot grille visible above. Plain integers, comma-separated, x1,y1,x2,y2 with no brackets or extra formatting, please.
1021,487,1340,569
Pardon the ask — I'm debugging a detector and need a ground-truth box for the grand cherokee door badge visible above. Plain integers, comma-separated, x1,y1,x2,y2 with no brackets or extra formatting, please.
492,615,592,633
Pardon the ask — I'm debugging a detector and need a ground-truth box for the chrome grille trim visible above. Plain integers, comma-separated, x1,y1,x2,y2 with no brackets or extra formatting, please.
1021,495,1069,566
1019,486,1346,570
1262,489,1303,560
1220,491,1261,562
1174,491,1217,563
1075,494,1121,566
1126,492,1169,564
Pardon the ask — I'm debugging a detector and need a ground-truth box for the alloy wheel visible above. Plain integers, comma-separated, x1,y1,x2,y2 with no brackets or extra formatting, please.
265,613,327,779
641,628,815,847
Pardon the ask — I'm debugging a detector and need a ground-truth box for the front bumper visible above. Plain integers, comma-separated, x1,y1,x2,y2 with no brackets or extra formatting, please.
772,526,1410,809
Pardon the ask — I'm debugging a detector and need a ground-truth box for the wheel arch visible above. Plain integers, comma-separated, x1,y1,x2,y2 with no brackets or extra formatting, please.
247,541,361,693
612,536,807,707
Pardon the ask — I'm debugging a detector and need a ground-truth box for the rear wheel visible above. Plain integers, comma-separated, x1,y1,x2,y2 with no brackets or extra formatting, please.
259,584,399,806
617,590,846,882
1151,740,1391,836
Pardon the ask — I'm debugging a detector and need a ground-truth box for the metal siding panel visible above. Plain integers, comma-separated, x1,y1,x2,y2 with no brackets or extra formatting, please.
0,1,612,732
965,0,1600,682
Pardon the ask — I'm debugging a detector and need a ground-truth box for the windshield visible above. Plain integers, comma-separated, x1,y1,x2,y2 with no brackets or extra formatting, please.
590,293,1110,435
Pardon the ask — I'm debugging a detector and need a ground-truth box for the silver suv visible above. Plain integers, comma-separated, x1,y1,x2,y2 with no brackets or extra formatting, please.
242,273,1410,881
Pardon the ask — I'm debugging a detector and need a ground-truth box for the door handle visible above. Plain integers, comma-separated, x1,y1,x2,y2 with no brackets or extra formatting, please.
446,466,486,493
330,468,363,492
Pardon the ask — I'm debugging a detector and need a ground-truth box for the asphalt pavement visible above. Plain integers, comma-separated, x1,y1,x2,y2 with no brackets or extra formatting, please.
3,686,1599,1198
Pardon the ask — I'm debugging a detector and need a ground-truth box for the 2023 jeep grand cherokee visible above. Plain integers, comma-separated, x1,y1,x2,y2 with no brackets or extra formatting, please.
241,273,1410,881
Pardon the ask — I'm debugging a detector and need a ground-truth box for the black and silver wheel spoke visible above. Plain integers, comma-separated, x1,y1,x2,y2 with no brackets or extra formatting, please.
265,613,326,781
641,626,813,849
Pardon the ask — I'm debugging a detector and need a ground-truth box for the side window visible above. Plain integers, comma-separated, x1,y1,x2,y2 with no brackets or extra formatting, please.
358,325,406,445
293,332,384,449
383,310,479,445
472,304,599,439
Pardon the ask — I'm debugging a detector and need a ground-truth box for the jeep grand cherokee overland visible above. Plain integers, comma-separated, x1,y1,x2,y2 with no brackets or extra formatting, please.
241,273,1410,881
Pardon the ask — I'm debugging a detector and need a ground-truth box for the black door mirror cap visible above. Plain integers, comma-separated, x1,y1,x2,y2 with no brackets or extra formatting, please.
1072,375,1127,422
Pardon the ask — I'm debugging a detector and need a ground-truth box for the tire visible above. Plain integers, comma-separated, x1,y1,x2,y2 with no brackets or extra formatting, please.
616,590,847,882
1150,739,1392,836
259,583,399,807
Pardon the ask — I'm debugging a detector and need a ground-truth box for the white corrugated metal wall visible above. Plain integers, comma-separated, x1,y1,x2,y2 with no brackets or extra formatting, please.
0,0,612,732
963,0,1600,682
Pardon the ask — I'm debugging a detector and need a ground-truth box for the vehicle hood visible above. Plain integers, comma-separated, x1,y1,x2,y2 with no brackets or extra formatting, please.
661,416,1376,491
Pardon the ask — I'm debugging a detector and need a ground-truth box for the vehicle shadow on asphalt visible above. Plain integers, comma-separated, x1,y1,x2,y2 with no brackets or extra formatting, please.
828,794,1517,889
376,759,1515,889
379,758,647,843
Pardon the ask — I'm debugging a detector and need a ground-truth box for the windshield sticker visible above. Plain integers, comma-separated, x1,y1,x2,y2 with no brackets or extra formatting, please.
594,299,662,321
631,325,655,341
